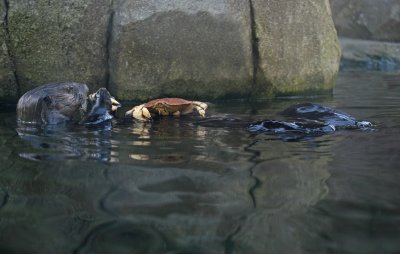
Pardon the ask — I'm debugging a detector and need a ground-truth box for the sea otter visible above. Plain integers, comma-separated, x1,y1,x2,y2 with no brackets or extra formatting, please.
17,82,120,125
82,87,120,125
248,103,372,135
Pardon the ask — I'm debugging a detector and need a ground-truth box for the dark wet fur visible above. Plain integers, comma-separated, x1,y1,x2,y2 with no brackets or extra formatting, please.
248,103,372,138
280,103,359,128
17,83,116,126
17,82,89,125
82,88,114,125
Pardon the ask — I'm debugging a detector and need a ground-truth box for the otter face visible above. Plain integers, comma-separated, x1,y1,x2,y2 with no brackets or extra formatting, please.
50,83,89,117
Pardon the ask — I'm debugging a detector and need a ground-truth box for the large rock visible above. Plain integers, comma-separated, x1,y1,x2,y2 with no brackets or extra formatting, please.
7,0,112,94
1,0,342,101
252,0,341,95
109,0,254,101
0,2,17,102
330,0,400,42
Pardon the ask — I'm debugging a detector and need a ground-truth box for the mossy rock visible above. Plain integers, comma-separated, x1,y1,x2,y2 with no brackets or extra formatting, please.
252,0,341,95
7,0,112,94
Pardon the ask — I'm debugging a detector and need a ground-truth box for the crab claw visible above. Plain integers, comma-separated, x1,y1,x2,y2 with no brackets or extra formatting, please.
125,105,152,121
111,97,121,112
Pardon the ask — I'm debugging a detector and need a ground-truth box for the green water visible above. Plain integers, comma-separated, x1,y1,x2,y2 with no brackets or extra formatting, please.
0,71,399,254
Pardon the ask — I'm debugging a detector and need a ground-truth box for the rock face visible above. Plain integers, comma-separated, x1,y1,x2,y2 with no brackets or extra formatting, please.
330,0,400,42
0,1,17,102
252,0,341,95
109,0,254,101
7,0,112,94
0,0,341,101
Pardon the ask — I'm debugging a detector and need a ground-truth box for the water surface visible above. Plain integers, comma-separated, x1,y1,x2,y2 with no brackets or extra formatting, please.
0,71,399,254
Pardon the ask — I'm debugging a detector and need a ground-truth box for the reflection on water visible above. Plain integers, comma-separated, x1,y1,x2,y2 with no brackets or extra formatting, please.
74,220,167,254
16,122,114,162
0,71,399,253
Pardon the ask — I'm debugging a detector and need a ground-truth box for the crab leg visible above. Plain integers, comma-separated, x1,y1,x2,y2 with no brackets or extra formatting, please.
193,101,208,117
125,104,152,121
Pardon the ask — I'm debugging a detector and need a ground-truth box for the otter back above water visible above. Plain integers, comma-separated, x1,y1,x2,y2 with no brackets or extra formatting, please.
17,82,89,125
247,103,373,140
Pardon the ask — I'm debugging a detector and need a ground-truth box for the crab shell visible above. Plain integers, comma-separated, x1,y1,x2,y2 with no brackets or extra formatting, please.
125,98,208,121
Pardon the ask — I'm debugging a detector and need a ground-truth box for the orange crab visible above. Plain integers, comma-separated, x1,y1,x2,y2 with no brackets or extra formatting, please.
125,98,208,121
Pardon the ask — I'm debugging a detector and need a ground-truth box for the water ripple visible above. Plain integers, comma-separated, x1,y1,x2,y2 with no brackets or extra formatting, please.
74,220,167,254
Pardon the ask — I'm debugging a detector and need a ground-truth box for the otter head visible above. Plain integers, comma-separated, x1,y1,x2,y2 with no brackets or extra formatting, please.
49,83,89,118
84,88,121,125
17,82,89,125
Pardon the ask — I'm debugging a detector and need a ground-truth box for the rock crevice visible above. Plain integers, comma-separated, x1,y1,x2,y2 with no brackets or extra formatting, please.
248,0,261,99
105,1,115,91
1,0,19,100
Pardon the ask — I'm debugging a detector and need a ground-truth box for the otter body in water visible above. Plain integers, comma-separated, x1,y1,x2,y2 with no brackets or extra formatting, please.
248,103,372,136
17,82,120,126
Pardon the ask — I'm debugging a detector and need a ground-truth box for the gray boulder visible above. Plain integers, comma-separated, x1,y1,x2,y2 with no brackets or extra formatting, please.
330,0,400,42
252,0,341,95
109,0,254,101
7,0,112,94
